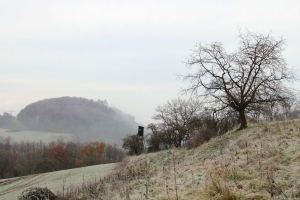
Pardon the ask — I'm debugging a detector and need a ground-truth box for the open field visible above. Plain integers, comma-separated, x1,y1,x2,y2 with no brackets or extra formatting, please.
0,163,115,200
0,128,73,143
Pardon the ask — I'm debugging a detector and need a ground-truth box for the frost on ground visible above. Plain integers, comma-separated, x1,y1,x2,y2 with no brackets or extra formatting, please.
0,163,115,200
1,120,300,200
98,120,300,199
0,128,73,143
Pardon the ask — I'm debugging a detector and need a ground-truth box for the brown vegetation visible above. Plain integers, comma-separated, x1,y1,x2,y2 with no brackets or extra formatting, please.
0,139,125,179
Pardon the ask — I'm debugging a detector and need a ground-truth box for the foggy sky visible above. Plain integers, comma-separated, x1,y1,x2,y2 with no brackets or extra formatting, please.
1,0,300,126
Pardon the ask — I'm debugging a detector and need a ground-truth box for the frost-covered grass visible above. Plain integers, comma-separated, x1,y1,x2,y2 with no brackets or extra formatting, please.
1,119,300,199
0,163,115,200
0,128,73,143
88,119,300,200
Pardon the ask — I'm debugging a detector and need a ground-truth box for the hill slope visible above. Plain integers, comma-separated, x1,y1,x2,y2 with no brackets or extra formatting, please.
0,163,115,200
100,120,300,199
16,97,140,144
1,120,299,199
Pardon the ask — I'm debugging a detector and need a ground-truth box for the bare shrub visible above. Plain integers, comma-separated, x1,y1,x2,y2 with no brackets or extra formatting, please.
18,187,57,200
187,127,215,148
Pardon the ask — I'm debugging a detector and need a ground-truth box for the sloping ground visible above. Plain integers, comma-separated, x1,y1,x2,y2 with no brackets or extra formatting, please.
0,163,115,200
1,120,300,199
96,120,300,200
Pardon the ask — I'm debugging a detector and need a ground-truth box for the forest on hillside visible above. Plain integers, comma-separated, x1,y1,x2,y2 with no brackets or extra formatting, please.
0,97,140,144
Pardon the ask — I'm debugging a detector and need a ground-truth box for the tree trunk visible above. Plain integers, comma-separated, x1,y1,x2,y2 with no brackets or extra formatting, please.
238,109,247,130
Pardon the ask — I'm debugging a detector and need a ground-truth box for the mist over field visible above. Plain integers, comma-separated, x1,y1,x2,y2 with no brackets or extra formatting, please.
0,96,141,145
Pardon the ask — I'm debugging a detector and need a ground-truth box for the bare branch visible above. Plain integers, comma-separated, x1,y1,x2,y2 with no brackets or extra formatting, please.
180,30,297,129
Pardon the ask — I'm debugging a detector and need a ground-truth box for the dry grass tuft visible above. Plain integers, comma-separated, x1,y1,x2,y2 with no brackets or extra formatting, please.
199,173,241,200
245,193,272,200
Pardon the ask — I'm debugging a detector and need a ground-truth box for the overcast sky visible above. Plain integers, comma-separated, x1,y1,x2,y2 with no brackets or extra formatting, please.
0,0,300,126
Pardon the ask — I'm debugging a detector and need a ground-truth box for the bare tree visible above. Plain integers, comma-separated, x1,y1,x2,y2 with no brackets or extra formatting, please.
181,30,296,129
152,98,202,147
103,144,126,162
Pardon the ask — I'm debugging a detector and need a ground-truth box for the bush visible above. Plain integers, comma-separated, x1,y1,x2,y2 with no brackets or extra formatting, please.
188,127,215,148
122,134,144,155
18,187,57,200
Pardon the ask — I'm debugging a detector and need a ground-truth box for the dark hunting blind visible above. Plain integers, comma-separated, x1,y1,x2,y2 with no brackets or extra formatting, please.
138,126,144,136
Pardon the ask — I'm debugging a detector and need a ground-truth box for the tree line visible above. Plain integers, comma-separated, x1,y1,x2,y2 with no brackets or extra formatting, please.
0,138,125,179
122,30,300,155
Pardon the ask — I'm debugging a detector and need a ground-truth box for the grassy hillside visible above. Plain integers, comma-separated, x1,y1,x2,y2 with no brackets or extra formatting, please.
0,164,115,200
1,119,300,199
100,120,300,199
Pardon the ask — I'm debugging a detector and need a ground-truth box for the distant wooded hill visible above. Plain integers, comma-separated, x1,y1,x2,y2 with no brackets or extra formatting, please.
1,97,141,144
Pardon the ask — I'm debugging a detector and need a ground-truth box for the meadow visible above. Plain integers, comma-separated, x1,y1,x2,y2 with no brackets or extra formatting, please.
0,163,115,200
0,128,73,143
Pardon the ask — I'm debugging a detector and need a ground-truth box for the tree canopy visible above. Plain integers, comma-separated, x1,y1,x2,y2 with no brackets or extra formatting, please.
152,98,202,147
181,30,296,129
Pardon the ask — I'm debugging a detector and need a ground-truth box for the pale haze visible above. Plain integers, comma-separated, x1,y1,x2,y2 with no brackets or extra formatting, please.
1,0,300,126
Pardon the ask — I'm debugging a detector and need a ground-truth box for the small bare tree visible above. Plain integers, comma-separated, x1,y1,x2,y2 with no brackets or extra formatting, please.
181,30,296,129
152,98,202,147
